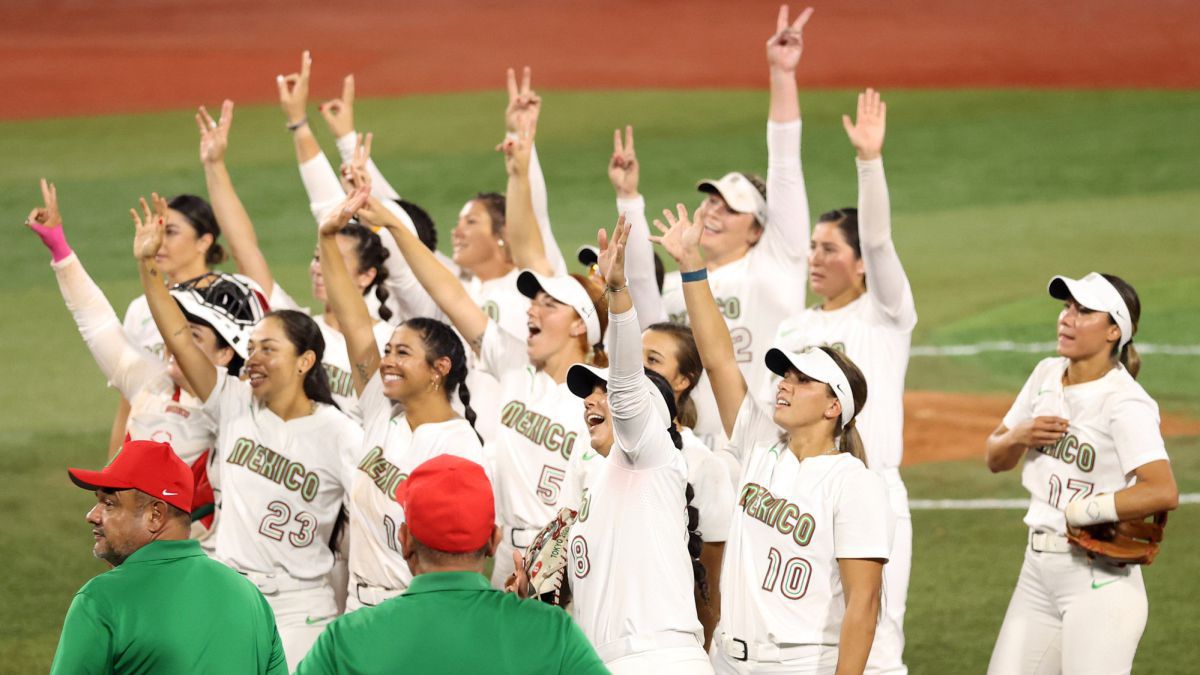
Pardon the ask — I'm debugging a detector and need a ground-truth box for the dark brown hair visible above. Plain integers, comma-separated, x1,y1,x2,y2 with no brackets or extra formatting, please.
1100,273,1142,379
168,194,225,266
646,322,702,429
571,273,610,368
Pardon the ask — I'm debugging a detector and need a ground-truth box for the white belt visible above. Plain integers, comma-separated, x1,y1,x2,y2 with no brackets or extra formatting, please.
238,570,326,595
595,631,702,663
719,633,829,663
353,577,405,607
1030,529,1072,554
505,525,540,549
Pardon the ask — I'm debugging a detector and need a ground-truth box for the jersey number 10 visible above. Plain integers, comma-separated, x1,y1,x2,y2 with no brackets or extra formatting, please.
761,547,812,600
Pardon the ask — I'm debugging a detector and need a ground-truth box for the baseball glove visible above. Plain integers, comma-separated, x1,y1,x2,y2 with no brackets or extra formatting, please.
523,507,578,605
1067,511,1168,566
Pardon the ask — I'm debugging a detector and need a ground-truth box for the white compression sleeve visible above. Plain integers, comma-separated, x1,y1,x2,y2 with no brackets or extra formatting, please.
763,120,811,261
617,195,666,328
335,132,401,201
856,157,915,324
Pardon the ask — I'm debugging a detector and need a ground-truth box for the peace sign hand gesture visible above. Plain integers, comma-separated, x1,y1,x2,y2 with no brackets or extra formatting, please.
276,50,312,127
505,66,542,134
651,204,705,271
498,115,536,178
25,178,74,262
320,75,356,138
196,99,234,165
596,213,632,289
131,193,169,262
608,125,640,199
842,88,887,160
766,5,814,74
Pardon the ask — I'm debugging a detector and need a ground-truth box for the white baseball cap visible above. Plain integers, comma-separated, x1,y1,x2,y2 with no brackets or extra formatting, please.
517,270,603,346
566,364,674,427
171,273,267,359
764,346,857,427
697,172,767,225
1047,272,1133,351
576,245,599,268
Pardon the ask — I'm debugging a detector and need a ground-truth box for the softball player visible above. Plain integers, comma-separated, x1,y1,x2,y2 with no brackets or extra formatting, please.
26,180,263,539
658,7,815,452
765,88,915,673
656,203,895,674
134,193,363,671
985,273,1179,674
195,95,395,419
316,205,485,611
556,217,712,673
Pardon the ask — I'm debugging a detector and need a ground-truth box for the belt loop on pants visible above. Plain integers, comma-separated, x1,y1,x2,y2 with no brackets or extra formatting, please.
594,631,702,662
354,578,405,607
718,633,824,663
1029,529,1073,554
507,525,537,549
238,569,326,596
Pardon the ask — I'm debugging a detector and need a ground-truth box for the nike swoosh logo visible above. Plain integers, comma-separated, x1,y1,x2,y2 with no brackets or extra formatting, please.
583,451,598,461
1091,578,1121,590
1037,388,1052,396
162,490,179,496
306,615,334,625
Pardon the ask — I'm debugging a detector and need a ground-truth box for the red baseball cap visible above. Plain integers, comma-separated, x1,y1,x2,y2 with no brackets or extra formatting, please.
68,440,193,513
394,455,494,554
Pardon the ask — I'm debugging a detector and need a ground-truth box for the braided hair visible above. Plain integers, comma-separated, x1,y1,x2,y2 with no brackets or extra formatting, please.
644,368,708,601
403,317,481,442
338,223,393,323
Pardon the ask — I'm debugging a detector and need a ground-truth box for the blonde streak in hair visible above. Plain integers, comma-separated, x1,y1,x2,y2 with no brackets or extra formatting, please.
678,397,698,430
840,420,869,467
1122,343,1142,379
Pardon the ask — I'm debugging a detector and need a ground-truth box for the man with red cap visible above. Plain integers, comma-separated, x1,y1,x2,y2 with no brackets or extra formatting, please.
50,440,287,674
295,455,606,674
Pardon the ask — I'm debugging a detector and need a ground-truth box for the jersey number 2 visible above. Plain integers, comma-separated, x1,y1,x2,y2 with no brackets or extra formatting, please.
762,547,812,600
259,500,317,548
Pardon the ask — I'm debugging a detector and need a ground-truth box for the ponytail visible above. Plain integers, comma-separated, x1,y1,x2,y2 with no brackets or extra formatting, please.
340,223,394,323
1100,274,1142,380
1121,344,1141,379
403,317,480,441
838,418,868,468
572,273,609,367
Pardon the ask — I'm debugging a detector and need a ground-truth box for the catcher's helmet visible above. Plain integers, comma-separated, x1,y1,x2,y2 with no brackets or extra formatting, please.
170,273,268,359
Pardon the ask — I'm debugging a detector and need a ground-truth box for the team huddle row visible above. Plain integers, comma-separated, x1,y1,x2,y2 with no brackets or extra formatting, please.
31,6,1179,675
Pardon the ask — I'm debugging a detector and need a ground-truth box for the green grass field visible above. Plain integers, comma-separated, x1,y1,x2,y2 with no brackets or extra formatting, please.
2,89,1197,672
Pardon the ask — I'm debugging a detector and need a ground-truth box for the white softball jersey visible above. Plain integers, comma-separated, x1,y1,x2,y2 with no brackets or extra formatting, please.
55,254,218,466
766,157,914,472
347,373,485,592
680,427,734,543
461,269,533,444
1002,357,1169,536
720,395,894,647
662,120,811,447
568,308,705,660
203,373,361,581
478,321,586,532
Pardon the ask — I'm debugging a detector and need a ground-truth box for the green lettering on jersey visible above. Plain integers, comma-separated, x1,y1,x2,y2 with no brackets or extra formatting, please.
480,300,500,322
1037,433,1095,474
227,437,322,501
357,447,408,497
323,363,356,398
737,481,817,547
498,400,578,459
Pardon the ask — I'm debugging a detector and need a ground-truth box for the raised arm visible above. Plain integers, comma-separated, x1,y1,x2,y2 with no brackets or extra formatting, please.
843,89,914,323
322,74,403,201
317,186,379,396
501,116,555,276
608,126,665,327
277,51,321,165
653,205,747,437
506,67,567,276
133,194,218,400
26,180,161,398
197,100,275,296
762,5,813,260
350,169,488,350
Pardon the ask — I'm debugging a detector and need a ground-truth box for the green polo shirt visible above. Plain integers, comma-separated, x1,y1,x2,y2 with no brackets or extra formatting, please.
50,539,286,675
295,571,608,674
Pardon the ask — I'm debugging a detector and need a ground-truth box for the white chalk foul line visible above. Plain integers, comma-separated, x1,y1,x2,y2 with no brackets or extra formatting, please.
910,494,1200,510
911,342,1200,357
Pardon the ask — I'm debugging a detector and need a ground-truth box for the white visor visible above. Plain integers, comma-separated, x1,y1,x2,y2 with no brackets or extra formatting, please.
697,172,767,226
566,364,674,427
764,346,856,427
517,270,603,347
1047,272,1133,351
576,245,599,268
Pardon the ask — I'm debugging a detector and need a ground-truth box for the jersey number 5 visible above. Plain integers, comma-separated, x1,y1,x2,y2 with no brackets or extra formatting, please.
761,547,812,600
537,465,566,505
259,500,318,548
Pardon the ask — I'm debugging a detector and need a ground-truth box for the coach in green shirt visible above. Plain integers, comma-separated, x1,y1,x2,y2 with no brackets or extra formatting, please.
50,440,286,674
296,455,607,674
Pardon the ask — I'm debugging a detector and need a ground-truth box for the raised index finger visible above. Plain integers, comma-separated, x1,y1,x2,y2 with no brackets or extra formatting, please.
776,5,789,33
624,125,635,154
520,66,532,97
506,67,519,101
40,177,53,208
343,75,355,104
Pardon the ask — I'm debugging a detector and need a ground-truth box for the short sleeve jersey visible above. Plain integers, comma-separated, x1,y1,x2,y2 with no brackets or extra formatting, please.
203,373,361,580
767,292,916,471
125,375,218,467
1003,357,1170,535
720,396,894,645
479,321,585,531
349,373,486,591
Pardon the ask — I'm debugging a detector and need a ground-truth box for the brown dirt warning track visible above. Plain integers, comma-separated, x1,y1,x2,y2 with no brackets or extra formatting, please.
2,0,1197,463
1,0,1198,120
